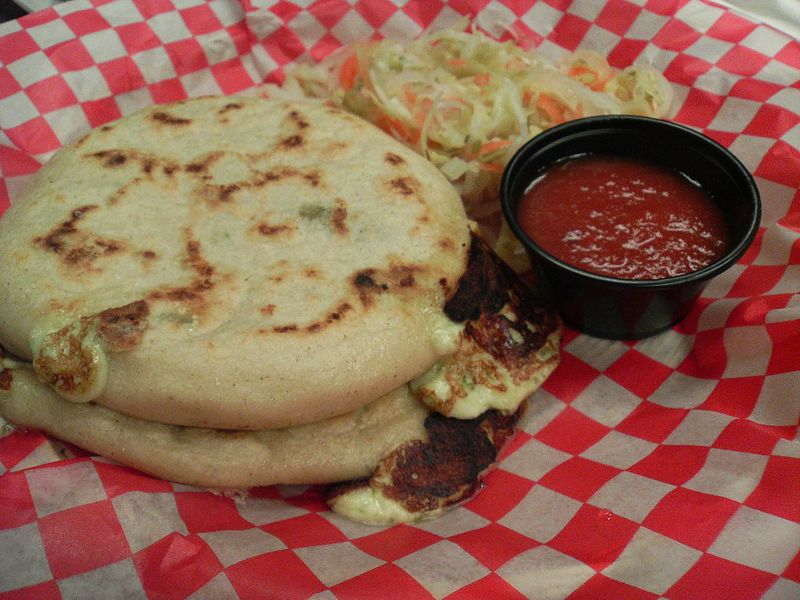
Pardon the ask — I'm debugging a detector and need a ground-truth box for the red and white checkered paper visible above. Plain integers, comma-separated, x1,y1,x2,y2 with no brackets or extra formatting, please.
1,0,798,598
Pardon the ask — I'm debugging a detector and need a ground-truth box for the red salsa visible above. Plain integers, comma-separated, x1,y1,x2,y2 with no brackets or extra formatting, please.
516,155,730,280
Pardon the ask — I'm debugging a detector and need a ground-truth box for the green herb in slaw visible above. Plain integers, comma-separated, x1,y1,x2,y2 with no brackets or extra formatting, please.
263,22,673,271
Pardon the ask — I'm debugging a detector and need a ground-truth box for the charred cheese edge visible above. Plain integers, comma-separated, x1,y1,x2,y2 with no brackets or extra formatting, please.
412,233,561,419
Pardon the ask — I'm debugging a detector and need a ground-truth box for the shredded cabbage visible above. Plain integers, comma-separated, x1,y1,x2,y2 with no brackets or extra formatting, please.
262,22,673,271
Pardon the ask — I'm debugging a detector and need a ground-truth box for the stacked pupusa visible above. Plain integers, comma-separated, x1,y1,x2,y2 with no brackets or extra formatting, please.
0,96,559,524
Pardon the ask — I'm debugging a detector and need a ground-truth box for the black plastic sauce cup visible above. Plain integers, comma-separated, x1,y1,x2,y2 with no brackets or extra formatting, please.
501,115,761,339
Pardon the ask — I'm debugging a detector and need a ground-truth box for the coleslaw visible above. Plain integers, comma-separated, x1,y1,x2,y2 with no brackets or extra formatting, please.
263,22,673,270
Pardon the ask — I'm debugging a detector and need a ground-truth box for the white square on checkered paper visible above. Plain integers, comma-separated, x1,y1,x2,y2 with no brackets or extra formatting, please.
475,4,516,40
740,25,793,56
200,528,285,567
132,46,178,83
520,389,565,436
26,460,107,517
675,3,725,34
703,262,747,298
628,14,671,42
0,523,52,593
692,66,738,97
413,505,488,538
498,546,595,600
722,326,772,378
58,558,147,600
564,335,628,371
708,96,762,133
572,375,643,427
295,542,384,587
210,0,245,27
180,69,223,96
396,540,490,599
754,226,800,266
581,430,656,469
147,11,192,44
727,134,773,174
499,485,581,543
752,179,794,228
236,496,307,526
519,3,560,39
82,29,129,62
112,491,188,553
767,265,800,296
7,51,58,89
331,10,374,46
649,372,716,409
379,11,423,41
750,371,800,427
634,328,694,369
696,297,737,331
589,472,675,523
664,410,734,446
603,527,702,594
684,448,768,502
25,19,75,50
762,578,800,600
44,105,91,146
186,572,239,600
61,66,113,102
288,11,327,51
502,438,571,482
709,505,800,574
684,35,734,63
97,0,145,26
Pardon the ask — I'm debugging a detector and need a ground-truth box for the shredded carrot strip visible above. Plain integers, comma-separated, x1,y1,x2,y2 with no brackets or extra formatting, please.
448,58,467,68
339,53,360,90
568,65,611,91
536,93,567,124
479,161,503,173
473,72,491,86
479,139,512,155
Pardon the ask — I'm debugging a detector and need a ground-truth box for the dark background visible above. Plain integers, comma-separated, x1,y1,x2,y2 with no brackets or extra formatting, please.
1,2,28,23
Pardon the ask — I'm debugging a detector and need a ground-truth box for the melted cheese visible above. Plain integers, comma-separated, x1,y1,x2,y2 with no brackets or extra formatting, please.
329,486,420,525
30,317,109,403
411,331,560,419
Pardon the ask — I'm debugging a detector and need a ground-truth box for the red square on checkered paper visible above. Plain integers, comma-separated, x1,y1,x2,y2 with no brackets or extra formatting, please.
38,500,130,579
700,377,763,418
666,553,776,600
643,487,740,551
330,562,434,600
451,523,538,572
606,350,673,399
538,456,620,502
23,75,78,114
264,513,347,548
465,468,534,521
227,549,325,600
352,524,439,563
744,456,800,522
542,353,600,403
0,471,36,529
447,573,529,600
133,533,223,600
535,407,610,455
630,445,710,486
616,402,688,443
174,492,253,533
549,503,639,570
569,573,659,599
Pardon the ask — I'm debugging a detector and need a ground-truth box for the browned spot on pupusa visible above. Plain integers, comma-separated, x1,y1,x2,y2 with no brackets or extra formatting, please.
32,205,126,271
331,199,348,235
387,176,420,196
351,263,424,307
218,102,243,114
385,152,405,166
327,406,522,515
0,367,11,391
96,300,150,351
184,152,225,174
260,304,276,316
88,150,177,179
256,221,295,237
147,237,218,313
263,302,353,335
151,111,192,126
288,109,309,129
199,183,240,204
91,150,128,168
279,134,304,149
